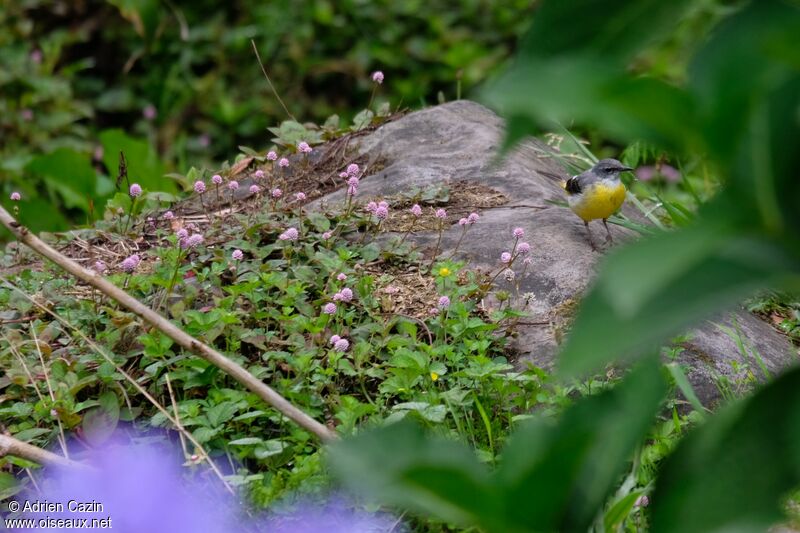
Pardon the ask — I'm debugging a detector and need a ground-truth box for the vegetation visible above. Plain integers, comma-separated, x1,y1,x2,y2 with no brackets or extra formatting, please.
1,0,800,532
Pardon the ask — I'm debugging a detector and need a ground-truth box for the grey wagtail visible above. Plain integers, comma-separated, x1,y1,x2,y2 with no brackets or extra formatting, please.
563,158,633,250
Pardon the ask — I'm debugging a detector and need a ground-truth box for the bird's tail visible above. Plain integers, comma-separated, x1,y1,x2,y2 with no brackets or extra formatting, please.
538,169,568,190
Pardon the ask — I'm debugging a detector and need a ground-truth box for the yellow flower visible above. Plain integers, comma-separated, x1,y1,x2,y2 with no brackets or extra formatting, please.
430,371,439,381
438,267,451,277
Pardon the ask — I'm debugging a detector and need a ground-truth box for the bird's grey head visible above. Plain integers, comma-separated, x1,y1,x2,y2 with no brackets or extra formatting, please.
591,158,634,178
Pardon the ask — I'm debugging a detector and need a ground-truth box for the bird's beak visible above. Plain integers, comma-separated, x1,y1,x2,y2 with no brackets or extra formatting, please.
621,166,634,172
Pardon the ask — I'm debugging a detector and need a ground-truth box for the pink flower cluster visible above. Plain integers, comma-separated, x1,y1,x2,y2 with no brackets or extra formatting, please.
366,200,389,220
298,141,312,154
329,335,349,352
458,212,480,226
231,249,243,261
129,183,142,198
333,287,354,302
279,227,299,241
10,192,21,201
120,254,141,273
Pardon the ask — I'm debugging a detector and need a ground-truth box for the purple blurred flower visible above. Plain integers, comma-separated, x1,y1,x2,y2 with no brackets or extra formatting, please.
120,254,140,272
458,218,468,226
228,180,239,191
437,295,450,309
334,338,350,352
322,303,337,315
517,242,531,255
279,227,299,241
143,104,157,121
365,201,378,214
267,151,278,161
10,192,21,201
635,166,656,181
254,169,265,180
181,233,204,249
211,174,223,185
501,252,512,263
298,141,312,154
375,206,389,220
435,208,447,219
513,227,524,238
20,109,33,121
635,495,650,508
93,260,107,274
523,257,533,266
271,188,282,199
198,134,211,148
232,249,243,261
194,181,206,194
372,71,384,84
329,334,341,345
93,145,104,161
30,49,42,64
337,273,347,281
467,212,480,224
339,288,354,302
162,211,174,220
250,184,261,194
129,183,142,198
279,157,289,168
660,164,681,182
346,163,360,177
295,192,307,201
176,228,189,240
322,231,333,240
410,204,422,217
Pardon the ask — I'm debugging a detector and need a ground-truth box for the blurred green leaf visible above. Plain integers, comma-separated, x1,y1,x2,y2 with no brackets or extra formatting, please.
99,129,171,193
652,366,800,533
27,148,97,211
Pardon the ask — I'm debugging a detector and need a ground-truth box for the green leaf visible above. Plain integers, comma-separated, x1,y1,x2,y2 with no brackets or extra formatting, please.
0,472,22,500
652,366,800,533
81,391,120,446
99,129,171,192
559,217,800,377
228,437,264,446
27,148,98,211
352,109,375,131
497,358,665,532
519,0,692,63
328,421,499,528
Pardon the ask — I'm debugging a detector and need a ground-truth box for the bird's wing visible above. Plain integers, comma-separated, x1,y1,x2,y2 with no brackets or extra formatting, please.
564,170,598,195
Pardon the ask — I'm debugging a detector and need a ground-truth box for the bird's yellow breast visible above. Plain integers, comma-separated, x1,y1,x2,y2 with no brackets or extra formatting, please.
568,181,626,221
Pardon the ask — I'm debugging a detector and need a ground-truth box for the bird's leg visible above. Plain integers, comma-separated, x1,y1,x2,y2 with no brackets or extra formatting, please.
584,221,597,251
602,218,613,245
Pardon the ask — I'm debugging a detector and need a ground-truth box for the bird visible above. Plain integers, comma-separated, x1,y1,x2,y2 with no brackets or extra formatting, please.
563,158,633,250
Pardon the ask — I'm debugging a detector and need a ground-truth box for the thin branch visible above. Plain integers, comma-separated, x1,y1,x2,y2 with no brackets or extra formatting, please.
251,39,296,122
0,434,84,469
0,205,335,443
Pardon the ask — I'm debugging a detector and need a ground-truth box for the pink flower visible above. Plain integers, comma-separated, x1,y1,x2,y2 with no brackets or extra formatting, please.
378,201,388,209
176,228,189,240
635,496,650,508
279,227,299,241
295,192,307,201
10,192,21,201
513,227,525,238
20,109,33,121
429,308,440,316
435,208,447,219
267,151,278,161
366,201,378,214
254,169,265,180
334,338,350,352
333,292,344,302
322,231,333,240
162,211,174,221
410,204,422,217
339,288,354,302
198,134,211,148
322,303,337,315
336,273,347,281
93,145,104,161
142,104,157,121
329,335,341,345
635,166,656,181
459,218,468,226
93,261,107,273
249,184,261,194
227,181,239,191
523,257,533,266
279,157,289,168
375,206,389,220
298,141,312,154
501,252,512,263
346,163,360,177
437,296,450,309
271,188,282,199
30,49,42,64
194,181,206,194
347,176,360,188
467,212,480,224
232,249,243,261
372,71,384,84
339,171,349,178
517,242,531,255
182,234,204,249
660,164,681,182
383,286,400,295
211,174,223,185
129,183,142,197
120,254,141,273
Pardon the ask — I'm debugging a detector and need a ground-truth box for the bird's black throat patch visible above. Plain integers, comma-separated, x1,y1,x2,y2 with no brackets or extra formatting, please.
565,176,582,195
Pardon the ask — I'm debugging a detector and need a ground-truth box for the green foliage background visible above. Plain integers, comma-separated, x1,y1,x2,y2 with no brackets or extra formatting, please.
1,0,532,234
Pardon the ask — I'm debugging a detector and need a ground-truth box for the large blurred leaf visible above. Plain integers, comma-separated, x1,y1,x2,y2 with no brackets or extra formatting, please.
26,148,97,212
519,0,693,63
651,366,800,533
99,129,172,193
558,216,800,377
328,359,664,532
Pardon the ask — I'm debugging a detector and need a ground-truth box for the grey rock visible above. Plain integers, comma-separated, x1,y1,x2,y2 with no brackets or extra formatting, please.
320,100,798,405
